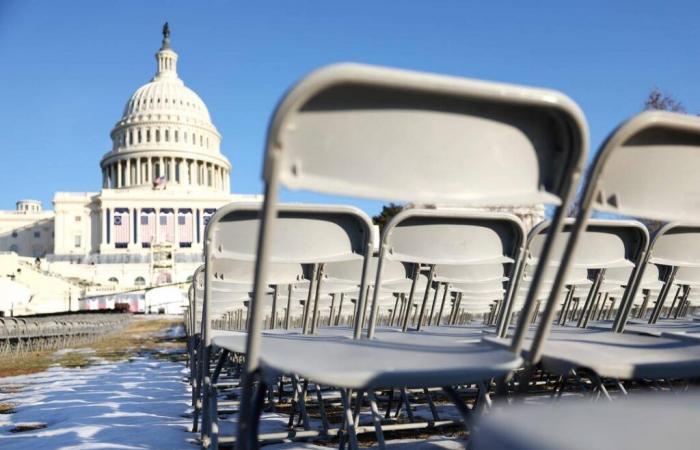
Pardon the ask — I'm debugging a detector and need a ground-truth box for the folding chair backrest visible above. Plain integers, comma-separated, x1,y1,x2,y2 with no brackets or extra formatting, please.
676,266,700,286
590,112,700,221
209,203,372,264
267,63,586,205
527,219,646,270
323,256,408,285
433,263,507,284
210,258,304,286
382,210,525,265
648,224,700,268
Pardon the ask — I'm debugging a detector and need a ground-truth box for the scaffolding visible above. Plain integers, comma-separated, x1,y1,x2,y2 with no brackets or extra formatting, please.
150,242,175,286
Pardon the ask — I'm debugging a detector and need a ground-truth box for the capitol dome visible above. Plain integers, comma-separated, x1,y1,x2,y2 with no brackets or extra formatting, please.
100,24,231,193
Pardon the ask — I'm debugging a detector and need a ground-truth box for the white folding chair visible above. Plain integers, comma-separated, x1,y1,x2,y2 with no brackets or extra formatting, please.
227,63,587,450
512,110,700,388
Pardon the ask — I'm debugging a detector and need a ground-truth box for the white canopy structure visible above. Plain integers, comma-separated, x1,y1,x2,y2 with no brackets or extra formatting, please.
145,286,187,314
0,278,32,315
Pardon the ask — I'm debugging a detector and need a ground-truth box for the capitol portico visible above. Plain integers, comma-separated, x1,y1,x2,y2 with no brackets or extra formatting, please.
0,24,259,314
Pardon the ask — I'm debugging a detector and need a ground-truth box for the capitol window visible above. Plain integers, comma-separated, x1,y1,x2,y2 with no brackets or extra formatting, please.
146,129,151,142
174,130,179,142
34,231,41,238
138,129,142,143
156,129,160,142
75,216,81,222
165,129,169,142
74,235,81,248
11,231,17,238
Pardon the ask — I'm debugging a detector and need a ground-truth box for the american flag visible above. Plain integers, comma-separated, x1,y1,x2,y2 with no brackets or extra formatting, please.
178,210,193,245
140,210,156,245
159,210,175,243
114,210,130,245
152,175,166,190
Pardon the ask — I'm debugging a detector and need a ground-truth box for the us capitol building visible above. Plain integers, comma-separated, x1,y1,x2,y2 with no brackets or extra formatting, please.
0,25,259,314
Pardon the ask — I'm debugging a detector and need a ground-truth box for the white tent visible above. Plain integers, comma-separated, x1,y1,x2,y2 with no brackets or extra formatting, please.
144,286,187,314
0,278,32,315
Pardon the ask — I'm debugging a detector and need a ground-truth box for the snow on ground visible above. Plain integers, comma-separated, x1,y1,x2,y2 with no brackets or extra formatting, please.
265,437,466,450
0,357,196,449
0,338,465,449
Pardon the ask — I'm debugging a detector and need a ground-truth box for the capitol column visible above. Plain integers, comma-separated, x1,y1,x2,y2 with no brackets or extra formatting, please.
136,158,142,186
102,208,108,245
134,208,140,246
116,161,122,187
169,157,175,182
125,159,131,187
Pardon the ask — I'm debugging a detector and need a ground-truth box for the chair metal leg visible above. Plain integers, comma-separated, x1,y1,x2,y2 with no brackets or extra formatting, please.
442,386,471,428
340,389,359,450
423,387,440,421
315,383,330,434
367,390,386,450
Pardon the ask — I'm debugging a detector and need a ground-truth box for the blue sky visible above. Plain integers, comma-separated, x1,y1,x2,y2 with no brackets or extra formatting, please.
0,0,698,215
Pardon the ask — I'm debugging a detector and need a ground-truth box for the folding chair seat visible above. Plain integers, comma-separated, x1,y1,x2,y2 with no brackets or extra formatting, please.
472,392,700,450
221,63,587,450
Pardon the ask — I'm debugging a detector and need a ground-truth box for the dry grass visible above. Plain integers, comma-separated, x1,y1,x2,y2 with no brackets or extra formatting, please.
0,317,185,378
0,401,17,414
9,422,47,433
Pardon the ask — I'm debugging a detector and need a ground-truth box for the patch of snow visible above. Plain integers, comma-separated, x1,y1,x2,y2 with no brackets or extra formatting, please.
264,435,466,450
0,357,195,449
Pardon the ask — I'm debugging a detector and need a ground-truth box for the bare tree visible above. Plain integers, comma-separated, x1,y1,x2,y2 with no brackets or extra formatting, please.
644,87,686,113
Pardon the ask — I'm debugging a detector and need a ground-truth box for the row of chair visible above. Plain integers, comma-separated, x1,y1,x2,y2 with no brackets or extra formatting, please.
0,313,131,354
184,63,700,450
